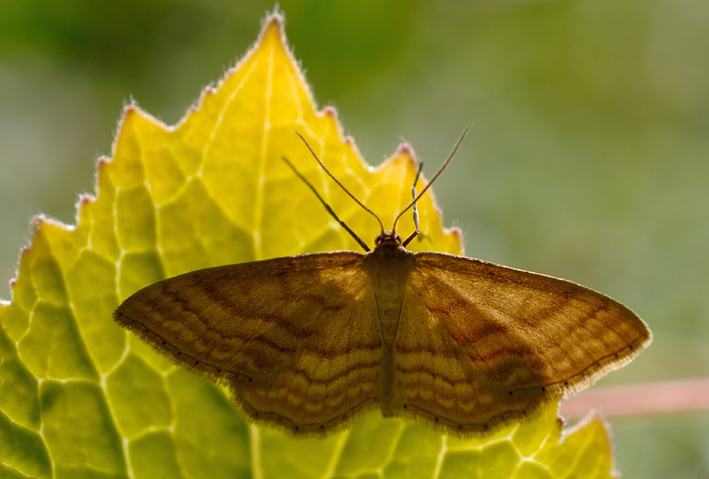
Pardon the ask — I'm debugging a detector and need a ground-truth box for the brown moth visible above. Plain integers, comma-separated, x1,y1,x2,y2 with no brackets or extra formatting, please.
114,125,651,436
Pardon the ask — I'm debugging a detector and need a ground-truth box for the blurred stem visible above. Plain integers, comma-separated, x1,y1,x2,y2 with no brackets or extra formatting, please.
562,378,709,419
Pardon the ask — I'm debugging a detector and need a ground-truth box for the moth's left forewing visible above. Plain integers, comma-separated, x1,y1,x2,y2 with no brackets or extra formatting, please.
412,252,651,393
394,251,651,435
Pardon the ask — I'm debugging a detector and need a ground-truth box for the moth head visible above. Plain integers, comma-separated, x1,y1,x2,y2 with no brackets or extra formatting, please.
290,124,471,252
374,230,403,247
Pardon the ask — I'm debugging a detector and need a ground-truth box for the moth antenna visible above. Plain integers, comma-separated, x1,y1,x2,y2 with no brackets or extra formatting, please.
282,156,371,252
402,161,423,247
294,131,385,237
392,123,472,234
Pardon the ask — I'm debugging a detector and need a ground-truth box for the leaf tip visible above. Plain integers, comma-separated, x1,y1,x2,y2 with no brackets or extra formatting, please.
78,194,94,207
395,142,417,159
449,225,464,244
122,102,139,116
258,9,287,50
323,105,338,119
563,408,617,471
262,7,286,31
30,214,46,229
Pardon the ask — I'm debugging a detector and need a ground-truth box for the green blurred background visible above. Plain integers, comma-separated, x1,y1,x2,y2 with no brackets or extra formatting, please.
1,1,707,477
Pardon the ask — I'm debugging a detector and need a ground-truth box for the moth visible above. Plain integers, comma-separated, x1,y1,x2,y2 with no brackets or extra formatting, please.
114,125,651,436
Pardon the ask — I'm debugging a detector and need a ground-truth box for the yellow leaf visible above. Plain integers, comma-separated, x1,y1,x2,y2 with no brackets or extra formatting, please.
0,10,620,479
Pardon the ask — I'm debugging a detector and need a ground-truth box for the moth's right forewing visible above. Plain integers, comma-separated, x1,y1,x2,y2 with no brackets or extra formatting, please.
115,253,362,377
114,251,384,435
236,257,385,434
